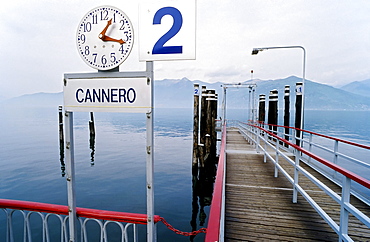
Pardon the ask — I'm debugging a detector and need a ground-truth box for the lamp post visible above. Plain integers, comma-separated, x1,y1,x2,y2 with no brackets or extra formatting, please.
251,46,306,146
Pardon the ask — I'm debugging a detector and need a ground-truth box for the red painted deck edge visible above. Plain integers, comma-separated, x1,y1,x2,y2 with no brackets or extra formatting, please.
205,124,227,242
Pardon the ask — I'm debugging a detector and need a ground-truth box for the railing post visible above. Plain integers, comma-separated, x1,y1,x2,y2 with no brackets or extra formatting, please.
308,133,313,164
334,140,339,164
293,141,300,203
263,131,267,163
6,210,12,242
256,126,260,153
339,177,351,241
333,140,339,178
275,134,279,178
292,129,296,153
65,111,77,242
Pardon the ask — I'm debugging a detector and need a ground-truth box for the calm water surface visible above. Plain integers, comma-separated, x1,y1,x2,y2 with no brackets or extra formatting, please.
0,106,369,241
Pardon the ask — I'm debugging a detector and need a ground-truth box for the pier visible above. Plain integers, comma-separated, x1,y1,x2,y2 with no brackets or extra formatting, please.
206,122,370,241
225,128,369,241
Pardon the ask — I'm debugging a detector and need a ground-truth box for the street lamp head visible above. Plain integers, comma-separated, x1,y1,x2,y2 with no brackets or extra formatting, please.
251,48,260,55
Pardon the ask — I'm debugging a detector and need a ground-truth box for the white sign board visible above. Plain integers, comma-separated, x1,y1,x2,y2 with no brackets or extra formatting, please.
64,77,151,113
138,0,196,61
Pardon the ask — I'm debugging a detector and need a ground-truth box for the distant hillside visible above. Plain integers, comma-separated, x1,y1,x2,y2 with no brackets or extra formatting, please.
1,76,369,110
154,77,223,108
0,92,63,108
156,76,370,110
340,79,370,97
243,76,370,110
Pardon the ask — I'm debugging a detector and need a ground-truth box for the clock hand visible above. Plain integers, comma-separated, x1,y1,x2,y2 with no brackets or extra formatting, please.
100,35,126,45
98,19,112,39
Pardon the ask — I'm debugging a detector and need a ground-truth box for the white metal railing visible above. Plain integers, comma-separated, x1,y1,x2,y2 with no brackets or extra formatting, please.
241,121,370,204
0,199,143,242
235,121,370,242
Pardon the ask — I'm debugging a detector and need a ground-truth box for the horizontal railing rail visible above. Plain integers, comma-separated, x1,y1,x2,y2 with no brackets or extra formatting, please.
237,121,370,242
248,122,370,203
205,123,227,242
259,122,370,166
0,199,161,242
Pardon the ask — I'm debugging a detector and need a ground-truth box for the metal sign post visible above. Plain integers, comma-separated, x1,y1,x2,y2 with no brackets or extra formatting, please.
64,111,77,241
145,61,155,241
63,61,155,242
66,1,196,240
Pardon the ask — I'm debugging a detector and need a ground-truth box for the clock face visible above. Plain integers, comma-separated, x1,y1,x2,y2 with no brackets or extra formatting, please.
76,6,134,71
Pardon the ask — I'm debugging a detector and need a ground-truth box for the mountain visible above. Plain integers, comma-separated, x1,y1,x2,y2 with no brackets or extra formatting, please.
0,92,63,108
1,76,369,110
156,76,370,110
241,76,370,110
340,79,370,97
154,77,223,108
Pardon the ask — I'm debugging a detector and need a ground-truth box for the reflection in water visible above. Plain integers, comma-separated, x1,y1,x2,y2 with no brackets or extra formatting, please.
190,163,216,241
58,110,97,175
89,112,96,166
89,129,96,166
59,139,65,177
58,106,65,177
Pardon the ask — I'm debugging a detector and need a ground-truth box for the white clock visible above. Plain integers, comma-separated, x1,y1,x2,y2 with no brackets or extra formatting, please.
76,6,134,71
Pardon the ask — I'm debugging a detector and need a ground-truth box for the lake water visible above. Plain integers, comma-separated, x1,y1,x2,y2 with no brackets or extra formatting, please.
0,105,369,241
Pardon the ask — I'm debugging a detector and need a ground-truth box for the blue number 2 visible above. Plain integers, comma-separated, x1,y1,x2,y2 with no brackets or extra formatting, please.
152,7,183,55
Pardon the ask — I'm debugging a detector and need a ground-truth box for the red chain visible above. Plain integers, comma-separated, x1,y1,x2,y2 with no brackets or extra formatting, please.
159,217,207,236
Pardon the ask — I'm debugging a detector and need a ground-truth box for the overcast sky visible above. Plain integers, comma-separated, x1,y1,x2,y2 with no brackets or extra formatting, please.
1,0,369,98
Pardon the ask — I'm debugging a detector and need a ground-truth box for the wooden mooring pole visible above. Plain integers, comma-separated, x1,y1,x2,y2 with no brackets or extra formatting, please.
58,105,65,176
295,82,303,146
192,84,200,176
268,89,278,135
193,85,219,178
89,112,96,166
284,85,290,145
199,86,207,169
205,90,217,176
258,94,266,125
212,93,218,162
89,112,95,136
59,106,64,147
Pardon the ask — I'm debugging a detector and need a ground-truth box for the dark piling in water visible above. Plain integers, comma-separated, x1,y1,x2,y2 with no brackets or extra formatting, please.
191,87,218,238
192,84,200,176
211,93,218,163
58,106,65,176
192,85,219,179
284,85,290,146
258,94,266,126
89,112,96,166
268,89,278,136
295,82,303,147
199,86,207,169
89,112,95,136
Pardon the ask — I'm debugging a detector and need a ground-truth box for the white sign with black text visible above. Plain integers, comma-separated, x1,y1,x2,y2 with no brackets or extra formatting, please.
63,77,151,113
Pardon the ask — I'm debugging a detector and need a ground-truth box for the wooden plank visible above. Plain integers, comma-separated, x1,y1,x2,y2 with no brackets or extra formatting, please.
224,129,370,241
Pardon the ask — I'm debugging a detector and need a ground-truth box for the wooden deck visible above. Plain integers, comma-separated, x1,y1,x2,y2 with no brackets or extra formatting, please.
224,128,370,241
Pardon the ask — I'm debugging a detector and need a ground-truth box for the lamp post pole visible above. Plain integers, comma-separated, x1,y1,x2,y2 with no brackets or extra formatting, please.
251,46,306,145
